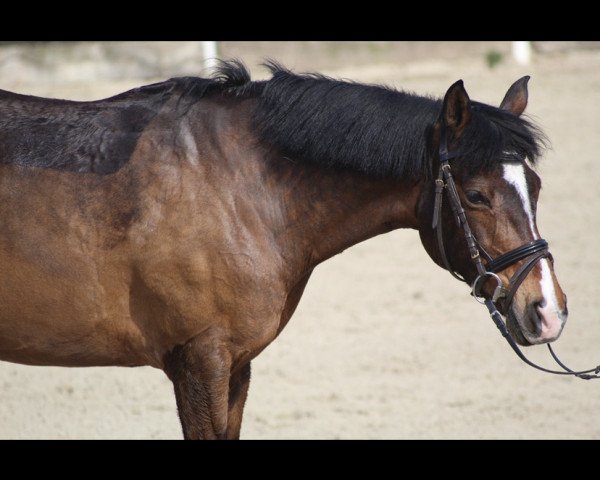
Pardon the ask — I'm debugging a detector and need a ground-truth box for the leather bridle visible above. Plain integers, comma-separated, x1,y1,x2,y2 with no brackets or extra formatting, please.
432,123,600,380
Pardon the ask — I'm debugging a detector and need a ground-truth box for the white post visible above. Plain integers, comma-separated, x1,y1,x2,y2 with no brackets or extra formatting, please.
202,41,219,72
512,41,531,65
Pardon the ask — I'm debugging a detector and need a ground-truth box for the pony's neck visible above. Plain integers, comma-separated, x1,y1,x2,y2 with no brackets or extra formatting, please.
269,159,423,276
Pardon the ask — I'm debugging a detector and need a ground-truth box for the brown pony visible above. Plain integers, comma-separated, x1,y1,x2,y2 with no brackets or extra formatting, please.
0,61,566,439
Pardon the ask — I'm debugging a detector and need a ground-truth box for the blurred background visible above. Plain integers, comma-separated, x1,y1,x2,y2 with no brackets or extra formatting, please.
1,41,598,95
0,41,599,439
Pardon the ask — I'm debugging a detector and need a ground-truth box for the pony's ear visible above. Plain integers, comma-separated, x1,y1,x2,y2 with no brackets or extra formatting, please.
440,79,471,136
500,76,530,116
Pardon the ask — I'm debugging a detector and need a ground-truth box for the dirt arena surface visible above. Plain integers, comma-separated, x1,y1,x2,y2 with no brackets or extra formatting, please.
0,44,599,439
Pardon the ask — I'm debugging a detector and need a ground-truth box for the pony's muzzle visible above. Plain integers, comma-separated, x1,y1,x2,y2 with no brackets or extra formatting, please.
513,297,567,345
533,299,567,342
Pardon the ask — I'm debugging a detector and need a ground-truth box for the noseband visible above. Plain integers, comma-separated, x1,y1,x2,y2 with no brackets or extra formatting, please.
432,123,600,380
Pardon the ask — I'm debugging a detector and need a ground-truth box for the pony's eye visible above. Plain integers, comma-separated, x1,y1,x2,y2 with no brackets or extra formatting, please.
465,190,491,207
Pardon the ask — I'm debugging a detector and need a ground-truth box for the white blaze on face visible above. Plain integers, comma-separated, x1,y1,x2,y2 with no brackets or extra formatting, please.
502,162,537,237
502,162,564,339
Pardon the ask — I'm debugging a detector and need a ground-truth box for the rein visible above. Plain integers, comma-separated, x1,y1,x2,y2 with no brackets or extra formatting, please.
432,124,600,380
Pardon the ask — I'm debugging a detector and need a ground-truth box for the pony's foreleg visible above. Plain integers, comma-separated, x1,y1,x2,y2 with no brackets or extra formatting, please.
226,362,251,439
163,334,232,439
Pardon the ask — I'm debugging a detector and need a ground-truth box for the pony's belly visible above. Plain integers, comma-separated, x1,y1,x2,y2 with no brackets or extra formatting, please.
0,254,156,367
0,305,153,368
0,327,149,368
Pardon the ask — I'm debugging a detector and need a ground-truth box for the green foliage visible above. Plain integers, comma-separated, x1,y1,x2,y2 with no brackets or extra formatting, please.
485,50,503,69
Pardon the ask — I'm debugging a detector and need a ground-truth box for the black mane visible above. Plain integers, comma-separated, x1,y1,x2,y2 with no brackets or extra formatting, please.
251,62,440,180
242,61,546,180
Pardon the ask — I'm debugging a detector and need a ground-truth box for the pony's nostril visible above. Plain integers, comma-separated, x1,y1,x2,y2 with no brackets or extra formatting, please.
531,302,544,334
532,298,565,340
533,300,546,312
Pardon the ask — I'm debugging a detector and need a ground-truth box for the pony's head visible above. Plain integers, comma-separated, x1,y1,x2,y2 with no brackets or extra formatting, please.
418,77,567,346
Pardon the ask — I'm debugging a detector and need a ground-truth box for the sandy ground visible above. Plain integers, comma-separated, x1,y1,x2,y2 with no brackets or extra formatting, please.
0,45,599,439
